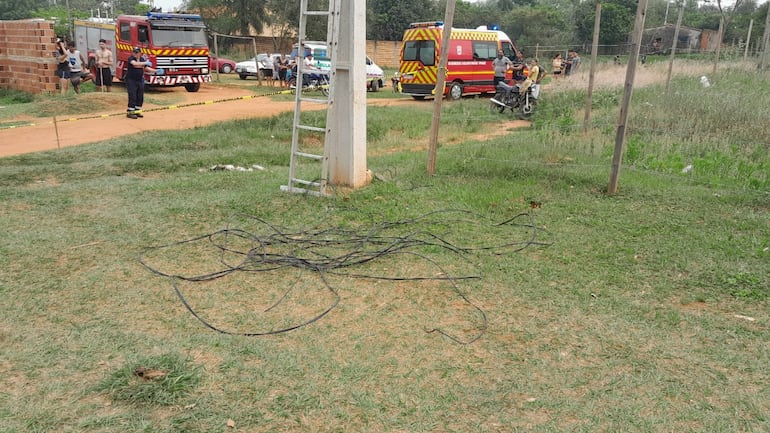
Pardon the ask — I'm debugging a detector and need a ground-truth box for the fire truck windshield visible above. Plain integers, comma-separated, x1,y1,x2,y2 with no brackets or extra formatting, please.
151,28,208,47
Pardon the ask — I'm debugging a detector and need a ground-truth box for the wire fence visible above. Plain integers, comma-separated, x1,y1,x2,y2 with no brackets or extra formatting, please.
517,41,766,61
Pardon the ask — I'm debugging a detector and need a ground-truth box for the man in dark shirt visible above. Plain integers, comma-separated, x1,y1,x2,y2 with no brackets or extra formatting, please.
125,47,156,119
511,51,526,83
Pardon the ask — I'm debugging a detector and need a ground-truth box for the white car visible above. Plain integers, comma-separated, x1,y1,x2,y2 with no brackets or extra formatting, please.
235,53,279,80
365,56,384,92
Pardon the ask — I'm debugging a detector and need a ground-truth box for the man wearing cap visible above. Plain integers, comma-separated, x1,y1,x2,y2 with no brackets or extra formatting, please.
126,47,156,119
301,53,323,86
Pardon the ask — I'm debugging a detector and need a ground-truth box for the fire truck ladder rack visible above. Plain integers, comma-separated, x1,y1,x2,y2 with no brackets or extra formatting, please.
281,0,341,196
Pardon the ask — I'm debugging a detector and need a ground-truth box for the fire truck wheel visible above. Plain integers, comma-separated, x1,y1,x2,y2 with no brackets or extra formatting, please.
184,83,201,92
448,82,463,100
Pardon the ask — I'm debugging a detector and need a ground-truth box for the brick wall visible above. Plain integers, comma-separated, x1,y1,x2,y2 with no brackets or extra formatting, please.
366,40,401,69
0,19,60,94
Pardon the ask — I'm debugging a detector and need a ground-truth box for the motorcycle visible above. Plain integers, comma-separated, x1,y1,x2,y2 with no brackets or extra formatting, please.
287,65,330,96
489,80,539,119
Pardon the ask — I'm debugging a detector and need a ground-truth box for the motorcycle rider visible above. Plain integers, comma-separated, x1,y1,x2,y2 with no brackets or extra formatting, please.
519,58,544,97
301,53,325,86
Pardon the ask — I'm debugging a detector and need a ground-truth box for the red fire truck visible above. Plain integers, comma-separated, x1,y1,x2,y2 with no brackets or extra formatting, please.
74,12,211,92
398,21,519,100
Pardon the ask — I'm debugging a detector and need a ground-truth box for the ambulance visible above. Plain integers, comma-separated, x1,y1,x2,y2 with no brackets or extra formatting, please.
398,21,518,100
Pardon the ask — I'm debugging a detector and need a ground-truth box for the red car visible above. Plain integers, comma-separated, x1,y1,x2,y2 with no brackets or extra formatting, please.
209,56,236,74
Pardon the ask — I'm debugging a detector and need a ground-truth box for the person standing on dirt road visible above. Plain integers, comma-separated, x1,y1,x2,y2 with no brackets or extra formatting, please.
94,39,114,92
126,47,156,119
492,50,513,87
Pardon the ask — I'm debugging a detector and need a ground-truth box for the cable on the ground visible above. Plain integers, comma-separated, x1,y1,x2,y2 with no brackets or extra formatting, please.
138,209,551,344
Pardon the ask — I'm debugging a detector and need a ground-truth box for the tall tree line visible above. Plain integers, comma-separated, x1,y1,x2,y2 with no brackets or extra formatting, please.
5,0,768,53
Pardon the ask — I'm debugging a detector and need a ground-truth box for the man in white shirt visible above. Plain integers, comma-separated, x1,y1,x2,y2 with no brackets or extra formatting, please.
300,53,324,86
65,41,92,94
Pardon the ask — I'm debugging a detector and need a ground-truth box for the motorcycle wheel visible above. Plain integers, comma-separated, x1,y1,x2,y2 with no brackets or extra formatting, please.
490,91,506,113
518,101,533,119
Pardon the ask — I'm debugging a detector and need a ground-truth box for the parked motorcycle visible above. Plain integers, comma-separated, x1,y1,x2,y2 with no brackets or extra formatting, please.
489,80,539,119
288,65,330,96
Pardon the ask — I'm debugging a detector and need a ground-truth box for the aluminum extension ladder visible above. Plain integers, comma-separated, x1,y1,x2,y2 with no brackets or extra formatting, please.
281,0,341,196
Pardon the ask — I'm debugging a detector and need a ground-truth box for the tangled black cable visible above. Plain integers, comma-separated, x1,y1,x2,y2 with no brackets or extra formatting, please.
138,209,551,344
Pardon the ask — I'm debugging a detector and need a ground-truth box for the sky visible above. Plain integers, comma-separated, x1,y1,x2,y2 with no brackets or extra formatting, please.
150,0,184,12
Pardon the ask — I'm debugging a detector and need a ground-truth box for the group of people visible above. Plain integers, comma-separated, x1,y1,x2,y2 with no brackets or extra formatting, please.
56,38,114,94
491,48,581,90
267,53,292,87
492,49,545,96
265,53,326,88
55,38,157,119
550,50,581,78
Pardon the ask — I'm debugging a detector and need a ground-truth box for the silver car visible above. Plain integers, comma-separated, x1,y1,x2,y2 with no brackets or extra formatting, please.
235,53,279,80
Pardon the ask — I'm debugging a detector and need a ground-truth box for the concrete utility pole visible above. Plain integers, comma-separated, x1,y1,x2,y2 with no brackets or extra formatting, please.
583,2,602,133
665,5,684,95
608,0,648,194
327,0,368,187
427,0,456,176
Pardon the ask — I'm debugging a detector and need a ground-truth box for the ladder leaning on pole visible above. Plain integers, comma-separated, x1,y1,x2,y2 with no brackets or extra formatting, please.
280,0,341,196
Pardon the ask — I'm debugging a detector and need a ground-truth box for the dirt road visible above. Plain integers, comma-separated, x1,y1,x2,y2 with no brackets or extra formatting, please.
0,61,716,158
0,82,518,158
0,85,299,157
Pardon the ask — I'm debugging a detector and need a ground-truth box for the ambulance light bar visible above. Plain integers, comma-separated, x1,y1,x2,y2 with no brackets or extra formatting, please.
408,21,443,28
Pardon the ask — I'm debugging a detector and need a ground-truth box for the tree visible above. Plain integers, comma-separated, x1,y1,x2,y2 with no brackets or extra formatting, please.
367,0,438,40
575,0,635,47
264,0,297,52
31,5,76,37
452,0,493,29
188,0,268,36
1,0,47,20
502,6,575,50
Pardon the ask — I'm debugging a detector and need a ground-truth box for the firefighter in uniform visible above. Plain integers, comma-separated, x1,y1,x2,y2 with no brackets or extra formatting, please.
126,47,156,119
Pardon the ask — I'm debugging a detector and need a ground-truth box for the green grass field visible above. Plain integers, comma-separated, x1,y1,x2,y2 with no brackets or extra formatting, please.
0,61,768,432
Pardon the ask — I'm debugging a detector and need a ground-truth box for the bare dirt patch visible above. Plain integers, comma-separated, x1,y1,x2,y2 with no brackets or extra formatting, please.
0,84,295,157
